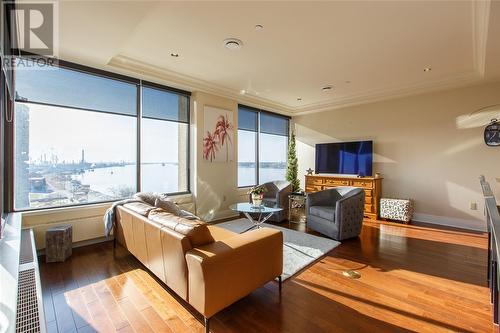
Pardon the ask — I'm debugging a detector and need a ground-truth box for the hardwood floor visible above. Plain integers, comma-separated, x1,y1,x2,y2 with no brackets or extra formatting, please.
40,220,494,333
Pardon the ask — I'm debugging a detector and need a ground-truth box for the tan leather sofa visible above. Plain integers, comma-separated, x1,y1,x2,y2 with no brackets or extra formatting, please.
114,203,283,332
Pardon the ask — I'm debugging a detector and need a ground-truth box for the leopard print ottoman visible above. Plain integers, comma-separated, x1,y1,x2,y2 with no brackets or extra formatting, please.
380,198,414,223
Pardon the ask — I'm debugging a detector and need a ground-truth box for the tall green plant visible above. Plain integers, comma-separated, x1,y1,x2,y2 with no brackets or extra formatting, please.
286,132,300,192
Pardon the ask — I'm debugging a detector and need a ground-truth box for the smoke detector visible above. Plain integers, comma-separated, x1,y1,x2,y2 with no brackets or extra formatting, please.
223,38,243,50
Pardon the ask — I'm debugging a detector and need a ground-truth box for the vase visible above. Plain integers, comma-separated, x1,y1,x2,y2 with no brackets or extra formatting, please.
251,193,263,207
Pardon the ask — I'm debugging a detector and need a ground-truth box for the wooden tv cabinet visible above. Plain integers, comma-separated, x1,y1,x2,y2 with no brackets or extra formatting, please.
305,175,382,220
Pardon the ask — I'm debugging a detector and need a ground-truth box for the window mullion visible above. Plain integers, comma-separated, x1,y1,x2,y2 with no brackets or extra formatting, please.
256,113,260,185
137,82,142,192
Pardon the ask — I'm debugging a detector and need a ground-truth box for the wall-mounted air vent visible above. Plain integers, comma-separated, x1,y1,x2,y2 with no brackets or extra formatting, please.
19,229,34,265
15,229,46,333
16,269,41,333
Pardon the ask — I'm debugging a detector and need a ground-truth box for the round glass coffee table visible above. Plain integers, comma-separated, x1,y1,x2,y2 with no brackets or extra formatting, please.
229,202,283,233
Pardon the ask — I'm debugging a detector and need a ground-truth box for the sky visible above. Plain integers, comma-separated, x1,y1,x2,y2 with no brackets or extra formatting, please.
238,130,287,163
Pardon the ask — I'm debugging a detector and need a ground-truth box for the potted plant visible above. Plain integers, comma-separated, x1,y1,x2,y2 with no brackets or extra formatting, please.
286,131,301,192
247,185,267,207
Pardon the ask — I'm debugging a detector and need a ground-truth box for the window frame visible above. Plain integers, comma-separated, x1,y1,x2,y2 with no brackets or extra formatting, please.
237,104,290,188
6,56,191,212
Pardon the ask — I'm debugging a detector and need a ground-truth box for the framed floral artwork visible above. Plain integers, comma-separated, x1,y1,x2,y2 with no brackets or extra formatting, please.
203,106,234,162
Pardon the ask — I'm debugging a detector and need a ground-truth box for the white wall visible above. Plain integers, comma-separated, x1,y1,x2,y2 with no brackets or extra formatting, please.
294,81,500,231
191,91,247,221
23,204,110,250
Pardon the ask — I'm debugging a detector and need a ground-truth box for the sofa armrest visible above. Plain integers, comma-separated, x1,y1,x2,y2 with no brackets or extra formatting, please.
185,228,283,318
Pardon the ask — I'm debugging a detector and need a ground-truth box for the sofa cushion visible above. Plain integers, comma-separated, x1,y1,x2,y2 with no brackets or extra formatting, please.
309,206,335,221
123,202,155,216
148,210,214,247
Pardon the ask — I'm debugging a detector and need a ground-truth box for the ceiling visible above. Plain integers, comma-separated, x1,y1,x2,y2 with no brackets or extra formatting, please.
57,1,500,115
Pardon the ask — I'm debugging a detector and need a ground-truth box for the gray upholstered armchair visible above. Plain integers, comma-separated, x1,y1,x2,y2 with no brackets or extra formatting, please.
306,187,365,240
249,180,292,222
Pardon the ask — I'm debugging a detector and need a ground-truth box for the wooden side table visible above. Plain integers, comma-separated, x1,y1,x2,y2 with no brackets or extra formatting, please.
46,225,72,263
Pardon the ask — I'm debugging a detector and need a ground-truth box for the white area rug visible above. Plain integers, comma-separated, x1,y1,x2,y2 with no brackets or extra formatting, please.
216,219,340,280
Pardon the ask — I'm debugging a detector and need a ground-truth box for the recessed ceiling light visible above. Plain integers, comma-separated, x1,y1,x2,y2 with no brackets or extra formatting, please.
322,85,333,91
255,24,264,31
170,53,179,57
223,38,243,50
424,67,432,72
240,89,246,95
297,97,302,101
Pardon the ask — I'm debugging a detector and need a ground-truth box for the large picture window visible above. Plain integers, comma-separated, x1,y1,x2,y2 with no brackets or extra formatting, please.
237,105,289,187
141,85,189,194
12,59,190,210
14,102,137,209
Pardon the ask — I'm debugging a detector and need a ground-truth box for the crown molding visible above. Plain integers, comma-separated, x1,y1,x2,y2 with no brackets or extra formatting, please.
472,0,491,76
290,71,483,116
110,54,486,118
109,51,487,119
107,55,293,116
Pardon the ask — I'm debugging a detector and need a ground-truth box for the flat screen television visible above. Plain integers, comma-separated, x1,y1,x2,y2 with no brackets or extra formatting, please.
315,141,373,176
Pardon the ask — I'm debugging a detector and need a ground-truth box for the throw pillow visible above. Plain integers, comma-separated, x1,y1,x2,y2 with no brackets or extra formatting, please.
155,198,182,216
179,210,201,220
134,192,167,206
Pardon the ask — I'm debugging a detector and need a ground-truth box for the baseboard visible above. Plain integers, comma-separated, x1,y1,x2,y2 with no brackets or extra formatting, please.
37,236,111,256
72,236,112,248
213,213,240,222
204,209,239,222
412,213,485,232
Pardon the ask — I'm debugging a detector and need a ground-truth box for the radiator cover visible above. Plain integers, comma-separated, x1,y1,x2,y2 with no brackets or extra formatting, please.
15,229,45,333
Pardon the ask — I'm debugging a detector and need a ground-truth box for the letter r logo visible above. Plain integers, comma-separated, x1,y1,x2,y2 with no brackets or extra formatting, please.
5,2,56,56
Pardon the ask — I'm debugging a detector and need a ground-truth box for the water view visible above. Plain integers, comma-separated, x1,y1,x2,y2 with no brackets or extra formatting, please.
16,160,286,209
16,162,183,209
238,164,287,187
